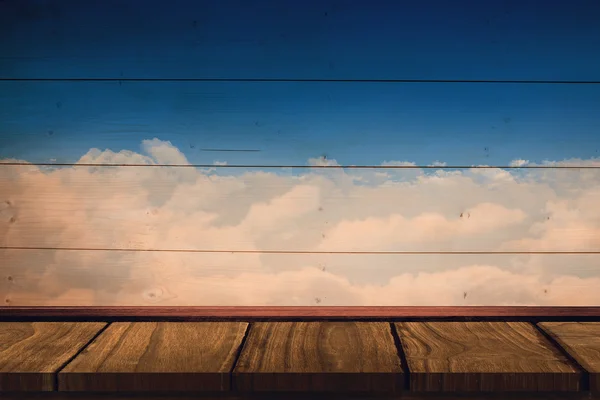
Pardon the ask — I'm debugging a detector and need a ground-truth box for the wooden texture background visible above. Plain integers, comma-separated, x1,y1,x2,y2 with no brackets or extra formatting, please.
1,0,600,308
3,320,600,394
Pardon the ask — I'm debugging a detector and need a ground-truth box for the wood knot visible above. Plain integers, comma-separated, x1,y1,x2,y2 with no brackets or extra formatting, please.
143,287,164,302
7,276,13,281
9,217,15,223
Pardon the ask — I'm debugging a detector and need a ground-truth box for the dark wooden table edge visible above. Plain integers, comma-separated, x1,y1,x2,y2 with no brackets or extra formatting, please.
2,306,600,321
2,391,600,400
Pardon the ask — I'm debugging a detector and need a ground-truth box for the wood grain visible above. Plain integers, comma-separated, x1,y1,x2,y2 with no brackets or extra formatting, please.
58,322,248,392
394,322,582,392
538,322,600,392
3,393,600,400
5,394,600,400
233,322,403,392
3,306,600,320
0,322,106,391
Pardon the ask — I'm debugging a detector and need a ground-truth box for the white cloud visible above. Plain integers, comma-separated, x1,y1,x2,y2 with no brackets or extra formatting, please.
1,138,600,306
381,161,417,167
430,161,447,167
307,156,339,167
509,159,529,167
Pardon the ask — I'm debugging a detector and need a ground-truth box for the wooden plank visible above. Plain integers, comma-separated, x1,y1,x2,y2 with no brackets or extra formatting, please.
233,321,403,392
1,0,599,81
3,306,600,320
4,165,600,253
394,322,582,392
3,393,600,400
538,322,600,392
2,81,600,166
0,322,106,391
2,249,600,307
58,322,248,392
5,394,600,400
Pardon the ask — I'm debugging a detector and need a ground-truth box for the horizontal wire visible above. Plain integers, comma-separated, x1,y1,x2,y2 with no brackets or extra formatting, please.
0,162,598,169
2,78,600,84
1,246,598,254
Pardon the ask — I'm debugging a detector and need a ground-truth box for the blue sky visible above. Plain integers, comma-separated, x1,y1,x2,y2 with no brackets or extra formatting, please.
2,1,600,306
1,0,600,166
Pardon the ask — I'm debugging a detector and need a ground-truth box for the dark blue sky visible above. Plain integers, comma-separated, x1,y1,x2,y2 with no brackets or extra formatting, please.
1,0,599,165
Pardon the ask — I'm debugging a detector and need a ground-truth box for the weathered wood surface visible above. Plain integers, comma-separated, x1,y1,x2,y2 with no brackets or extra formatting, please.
2,81,600,166
2,320,600,395
58,322,248,392
394,322,582,392
233,322,404,392
3,306,600,320
3,0,598,81
4,393,600,400
0,322,106,391
3,163,600,308
538,322,600,392
3,164,600,252
3,393,600,400
2,0,600,311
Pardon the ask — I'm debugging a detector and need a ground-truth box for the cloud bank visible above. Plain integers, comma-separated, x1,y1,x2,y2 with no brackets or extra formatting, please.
1,138,600,306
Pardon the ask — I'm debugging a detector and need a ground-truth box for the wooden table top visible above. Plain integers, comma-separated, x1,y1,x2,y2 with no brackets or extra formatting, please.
1,320,599,399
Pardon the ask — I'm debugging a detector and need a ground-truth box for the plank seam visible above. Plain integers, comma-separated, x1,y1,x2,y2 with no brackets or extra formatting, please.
3,162,599,169
230,322,251,392
2,78,600,84
53,322,112,391
389,323,410,391
533,323,590,391
3,246,598,255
